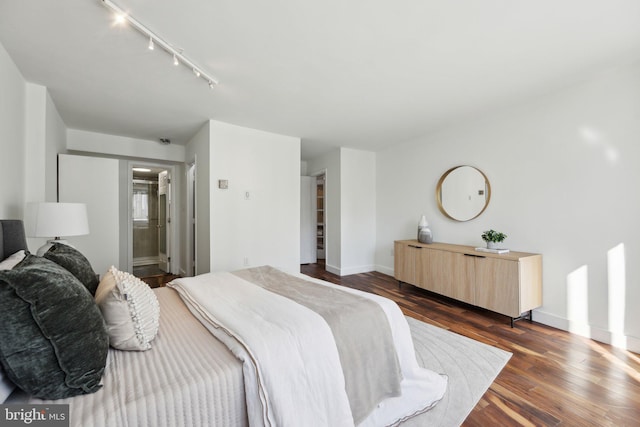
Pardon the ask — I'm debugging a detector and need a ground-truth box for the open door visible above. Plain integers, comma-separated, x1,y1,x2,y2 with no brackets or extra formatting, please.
158,170,171,272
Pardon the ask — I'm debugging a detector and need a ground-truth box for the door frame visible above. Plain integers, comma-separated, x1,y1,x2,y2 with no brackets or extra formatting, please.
157,170,171,272
309,169,327,269
186,161,196,276
126,161,179,274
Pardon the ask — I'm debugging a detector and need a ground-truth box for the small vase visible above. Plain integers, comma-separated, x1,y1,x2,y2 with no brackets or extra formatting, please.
487,241,500,249
418,227,433,244
417,215,433,244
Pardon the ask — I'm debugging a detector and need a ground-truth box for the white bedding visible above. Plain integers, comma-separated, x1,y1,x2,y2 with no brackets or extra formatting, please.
170,271,354,427
170,268,448,427
26,288,248,427
297,272,449,427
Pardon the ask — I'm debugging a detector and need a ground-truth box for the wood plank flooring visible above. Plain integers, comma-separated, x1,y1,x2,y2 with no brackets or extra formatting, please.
133,264,180,288
301,262,640,426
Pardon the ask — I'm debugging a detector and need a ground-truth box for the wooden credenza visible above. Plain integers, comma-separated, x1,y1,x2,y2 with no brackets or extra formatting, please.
394,240,542,326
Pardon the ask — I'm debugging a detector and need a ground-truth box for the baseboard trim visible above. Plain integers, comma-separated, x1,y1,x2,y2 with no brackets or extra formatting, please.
376,265,395,277
534,310,640,354
339,264,376,276
324,264,377,276
133,257,160,267
325,263,341,275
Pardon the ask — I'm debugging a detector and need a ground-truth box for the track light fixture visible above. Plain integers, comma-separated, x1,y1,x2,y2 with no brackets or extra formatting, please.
101,0,219,89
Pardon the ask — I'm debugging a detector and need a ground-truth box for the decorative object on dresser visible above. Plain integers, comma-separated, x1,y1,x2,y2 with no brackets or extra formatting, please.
394,240,542,327
25,202,89,256
436,165,491,222
480,229,507,249
417,215,433,244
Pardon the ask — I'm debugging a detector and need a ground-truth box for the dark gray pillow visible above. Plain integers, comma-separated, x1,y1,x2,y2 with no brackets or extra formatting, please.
0,254,108,399
43,243,99,295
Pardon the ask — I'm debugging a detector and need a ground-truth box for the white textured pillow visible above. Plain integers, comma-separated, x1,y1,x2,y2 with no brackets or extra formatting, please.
94,266,160,351
0,250,26,270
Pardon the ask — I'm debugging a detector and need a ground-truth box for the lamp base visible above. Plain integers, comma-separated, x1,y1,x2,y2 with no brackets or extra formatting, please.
36,239,74,256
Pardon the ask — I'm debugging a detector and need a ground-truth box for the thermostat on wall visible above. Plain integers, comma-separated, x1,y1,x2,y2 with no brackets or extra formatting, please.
218,179,228,189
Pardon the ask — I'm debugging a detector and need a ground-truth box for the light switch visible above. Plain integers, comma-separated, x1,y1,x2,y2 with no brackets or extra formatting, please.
218,179,228,189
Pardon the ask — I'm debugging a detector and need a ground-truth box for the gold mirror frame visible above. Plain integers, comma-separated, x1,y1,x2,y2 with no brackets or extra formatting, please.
436,165,491,222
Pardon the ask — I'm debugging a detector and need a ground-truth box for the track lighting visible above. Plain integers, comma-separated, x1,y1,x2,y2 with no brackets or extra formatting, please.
102,0,219,89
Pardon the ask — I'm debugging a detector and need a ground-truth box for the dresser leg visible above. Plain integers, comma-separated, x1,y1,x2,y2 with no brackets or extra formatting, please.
511,310,534,327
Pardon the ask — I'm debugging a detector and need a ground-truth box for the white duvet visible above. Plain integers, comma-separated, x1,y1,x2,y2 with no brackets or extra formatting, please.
169,270,447,427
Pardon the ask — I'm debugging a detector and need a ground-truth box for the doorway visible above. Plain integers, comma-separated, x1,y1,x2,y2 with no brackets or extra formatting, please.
129,164,174,276
315,173,326,261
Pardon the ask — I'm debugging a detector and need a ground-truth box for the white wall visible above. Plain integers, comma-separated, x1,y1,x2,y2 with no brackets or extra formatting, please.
0,42,64,241
24,84,46,206
209,120,301,273
67,129,186,162
0,41,26,219
185,121,211,275
64,129,185,274
23,83,68,250
45,91,67,201
340,148,376,275
59,154,120,275
376,62,640,352
306,148,377,276
26,89,66,202
307,150,341,274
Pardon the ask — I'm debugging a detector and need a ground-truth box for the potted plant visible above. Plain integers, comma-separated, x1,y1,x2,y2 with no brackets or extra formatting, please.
481,229,507,249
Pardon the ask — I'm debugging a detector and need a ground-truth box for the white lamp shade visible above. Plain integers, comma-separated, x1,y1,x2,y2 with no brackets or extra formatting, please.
26,202,90,238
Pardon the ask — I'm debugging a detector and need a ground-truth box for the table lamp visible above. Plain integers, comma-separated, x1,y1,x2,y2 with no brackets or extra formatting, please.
26,202,89,256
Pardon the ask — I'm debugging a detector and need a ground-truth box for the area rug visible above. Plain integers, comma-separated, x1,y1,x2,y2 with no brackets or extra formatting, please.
403,317,512,426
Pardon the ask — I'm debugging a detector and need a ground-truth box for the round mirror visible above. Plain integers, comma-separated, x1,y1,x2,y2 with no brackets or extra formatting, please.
436,165,491,221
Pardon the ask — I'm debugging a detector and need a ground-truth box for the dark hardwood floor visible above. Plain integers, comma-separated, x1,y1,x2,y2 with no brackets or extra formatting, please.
301,262,640,426
133,264,180,288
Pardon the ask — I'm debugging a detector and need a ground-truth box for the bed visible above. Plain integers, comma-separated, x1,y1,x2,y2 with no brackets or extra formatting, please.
0,219,447,426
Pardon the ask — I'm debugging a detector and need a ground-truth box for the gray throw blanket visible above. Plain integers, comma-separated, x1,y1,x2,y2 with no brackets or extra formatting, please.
233,266,403,424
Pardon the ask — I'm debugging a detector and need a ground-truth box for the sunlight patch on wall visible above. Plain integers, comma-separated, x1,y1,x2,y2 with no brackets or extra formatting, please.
578,125,619,164
567,265,591,337
608,243,627,350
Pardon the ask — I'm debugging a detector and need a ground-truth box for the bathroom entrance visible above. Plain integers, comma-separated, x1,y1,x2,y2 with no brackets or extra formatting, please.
131,165,172,275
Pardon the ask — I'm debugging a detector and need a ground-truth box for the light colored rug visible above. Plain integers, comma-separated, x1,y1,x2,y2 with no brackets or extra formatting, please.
403,317,512,426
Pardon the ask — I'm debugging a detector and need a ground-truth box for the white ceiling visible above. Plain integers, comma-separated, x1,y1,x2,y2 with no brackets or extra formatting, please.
1,0,639,160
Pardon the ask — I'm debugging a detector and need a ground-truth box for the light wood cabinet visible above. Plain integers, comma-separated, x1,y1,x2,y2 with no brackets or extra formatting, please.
394,240,542,325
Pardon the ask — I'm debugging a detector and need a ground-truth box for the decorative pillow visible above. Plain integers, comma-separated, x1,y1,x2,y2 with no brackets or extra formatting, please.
0,366,15,403
95,266,160,351
0,250,26,270
0,251,26,401
0,254,108,399
43,243,99,295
